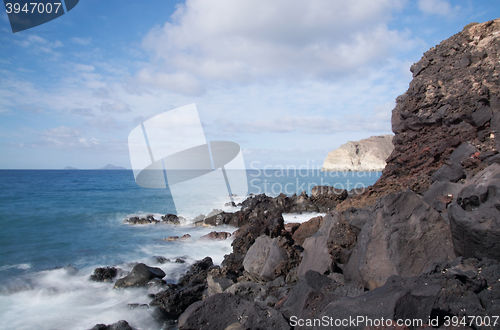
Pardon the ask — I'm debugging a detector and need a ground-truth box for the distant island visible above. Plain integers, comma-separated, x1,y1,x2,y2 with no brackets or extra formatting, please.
99,164,127,170
62,164,127,170
321,135,394,171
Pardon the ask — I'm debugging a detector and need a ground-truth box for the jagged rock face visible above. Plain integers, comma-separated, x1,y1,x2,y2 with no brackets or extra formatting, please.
321,135,394,172
338,18,500,210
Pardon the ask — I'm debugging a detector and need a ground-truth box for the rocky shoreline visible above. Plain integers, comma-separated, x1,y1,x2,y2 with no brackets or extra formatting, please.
88,19,500,330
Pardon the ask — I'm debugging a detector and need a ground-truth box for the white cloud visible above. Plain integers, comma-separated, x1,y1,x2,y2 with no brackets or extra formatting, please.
139,0,412,93
100,101,131,113
418,0,458,17
136,69,206,95
14,35,64,55
85,115,127,132
71,37,92,45
71,108,94,117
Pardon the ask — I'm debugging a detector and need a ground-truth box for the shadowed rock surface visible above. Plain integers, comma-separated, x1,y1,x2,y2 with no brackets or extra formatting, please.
114,263,165,288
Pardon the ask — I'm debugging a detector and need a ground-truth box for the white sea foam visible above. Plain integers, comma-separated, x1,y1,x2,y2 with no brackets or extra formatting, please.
282,212,325,224
0,263,31,272
0,225,234,330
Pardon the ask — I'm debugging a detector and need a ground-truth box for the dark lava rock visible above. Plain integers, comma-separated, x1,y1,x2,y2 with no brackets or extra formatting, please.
292,216,323,246
337,18,500,210
420,257,500,325
297,211,357,277
279,270,338,321
431,163,465,182
124,215,158,225
161,214,181,225
90,267,118,282
206,270,234,296
178,292,290,330
345,191,455,289
225,281,266,302
449,163,500,261
310,185,348,212
221,195,285,275
289,191,319,213
311,276,441,330
242,235,288,282
204,211,239,227
199,231,232,240
89,320,134,330
114,263,165,288
152,256,170,264
150,257,213,319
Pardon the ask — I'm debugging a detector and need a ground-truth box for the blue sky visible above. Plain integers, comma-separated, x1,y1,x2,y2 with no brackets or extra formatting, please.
0,0,499,169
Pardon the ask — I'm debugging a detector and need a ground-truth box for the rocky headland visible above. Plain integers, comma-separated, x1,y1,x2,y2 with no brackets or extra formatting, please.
89,18,500,330
321,135,394,172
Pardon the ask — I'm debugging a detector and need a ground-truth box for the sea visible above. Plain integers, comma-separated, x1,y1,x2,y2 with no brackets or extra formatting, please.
0,169,380,330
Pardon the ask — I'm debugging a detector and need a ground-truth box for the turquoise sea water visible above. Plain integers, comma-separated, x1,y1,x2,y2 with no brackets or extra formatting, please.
0,169,380,329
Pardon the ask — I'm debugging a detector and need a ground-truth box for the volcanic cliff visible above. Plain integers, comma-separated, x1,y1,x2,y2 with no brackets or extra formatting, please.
338,18,500,210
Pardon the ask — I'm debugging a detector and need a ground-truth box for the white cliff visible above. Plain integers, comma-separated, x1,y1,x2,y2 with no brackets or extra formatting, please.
321,135,394,171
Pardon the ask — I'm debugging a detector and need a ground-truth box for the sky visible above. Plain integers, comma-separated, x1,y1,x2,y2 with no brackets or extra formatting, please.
0,0,499,169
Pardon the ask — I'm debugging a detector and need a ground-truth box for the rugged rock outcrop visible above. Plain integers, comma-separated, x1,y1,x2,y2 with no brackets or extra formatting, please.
344,191,456,289
449,163,500,261
178,293,290,330
322,135,394,172
338,18,500,210
114,263,166,288
89,320,134,330
90,267,119,282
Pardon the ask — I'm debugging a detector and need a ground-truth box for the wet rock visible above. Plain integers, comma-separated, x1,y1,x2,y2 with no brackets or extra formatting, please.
90,267,118,282
242,235,288,282
162,236,179,241
449,163,500,261
200,231,232,240
345,191,455,289
150,257,213,319
161,214,182,225
147,278,168,294
204,211,238,227
89,320,134,330
124,214,158,225
114,263,165,288
292,216,323,246
178,293,290,330
152,256,170,264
